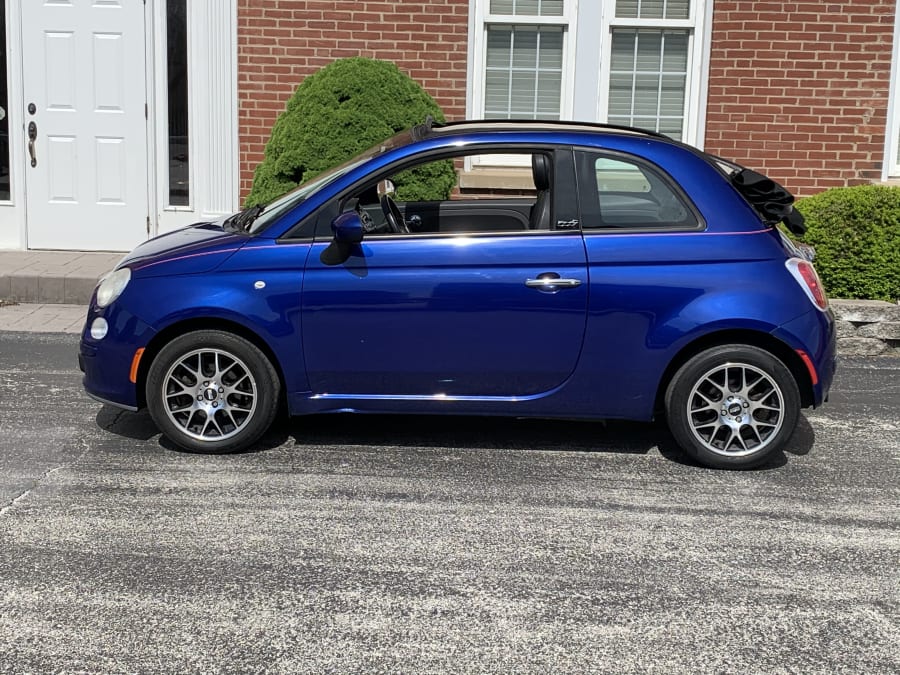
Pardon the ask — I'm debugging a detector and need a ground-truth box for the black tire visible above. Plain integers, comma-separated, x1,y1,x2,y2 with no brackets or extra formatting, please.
665,345,800,469
146,330,281,454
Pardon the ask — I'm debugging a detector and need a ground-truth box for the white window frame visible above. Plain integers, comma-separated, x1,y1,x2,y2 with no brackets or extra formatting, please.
151,0,239,235
153,0,193,215
0,0,26,248
883,0,900,180
597,0,711,147
468,0,577,122
467,1,712,166
467,1,577,167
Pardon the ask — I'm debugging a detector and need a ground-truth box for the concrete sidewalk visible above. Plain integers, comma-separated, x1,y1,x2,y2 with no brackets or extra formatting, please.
0,250,122,305
0,249,119,334
0,301,86,334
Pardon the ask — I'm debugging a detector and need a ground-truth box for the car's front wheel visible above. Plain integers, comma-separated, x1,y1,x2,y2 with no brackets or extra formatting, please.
665,345,800,469
146,330,280,453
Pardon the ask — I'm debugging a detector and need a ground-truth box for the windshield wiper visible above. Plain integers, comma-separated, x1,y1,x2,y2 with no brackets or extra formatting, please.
223,204,265,232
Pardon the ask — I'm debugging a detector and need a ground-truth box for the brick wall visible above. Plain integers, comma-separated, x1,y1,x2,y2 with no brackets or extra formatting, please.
237,0,469,200
237,1,897,200
704,1,897,196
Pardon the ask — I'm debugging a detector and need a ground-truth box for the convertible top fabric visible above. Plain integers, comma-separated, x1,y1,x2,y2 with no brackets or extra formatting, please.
731,168,806,234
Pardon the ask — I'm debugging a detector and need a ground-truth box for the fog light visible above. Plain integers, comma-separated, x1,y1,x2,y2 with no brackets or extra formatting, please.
90,317,109,340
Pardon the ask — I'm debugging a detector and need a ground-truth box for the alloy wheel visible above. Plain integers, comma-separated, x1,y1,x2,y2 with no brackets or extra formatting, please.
161,348,258,443
686,362,785,457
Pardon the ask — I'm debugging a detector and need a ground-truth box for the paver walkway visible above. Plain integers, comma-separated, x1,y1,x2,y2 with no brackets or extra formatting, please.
0,250,122,305
0,302,86,334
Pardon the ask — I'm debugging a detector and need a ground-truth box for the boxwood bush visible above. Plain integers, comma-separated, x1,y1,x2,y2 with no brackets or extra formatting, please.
246,57,456,207
794,185,900,302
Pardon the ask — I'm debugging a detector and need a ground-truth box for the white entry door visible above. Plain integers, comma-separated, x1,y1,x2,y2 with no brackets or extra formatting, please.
22,0,148,251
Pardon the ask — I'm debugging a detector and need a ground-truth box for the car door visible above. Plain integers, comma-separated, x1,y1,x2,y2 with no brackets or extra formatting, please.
300,149,588,398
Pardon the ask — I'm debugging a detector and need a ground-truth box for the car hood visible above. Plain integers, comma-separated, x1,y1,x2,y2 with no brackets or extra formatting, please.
120,221,249,278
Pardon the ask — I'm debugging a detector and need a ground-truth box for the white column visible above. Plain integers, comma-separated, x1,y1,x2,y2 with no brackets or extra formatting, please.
191,0,238,220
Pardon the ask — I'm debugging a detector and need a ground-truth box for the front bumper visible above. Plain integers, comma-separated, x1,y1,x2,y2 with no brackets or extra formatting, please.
80,376,139,412
80,305,155,411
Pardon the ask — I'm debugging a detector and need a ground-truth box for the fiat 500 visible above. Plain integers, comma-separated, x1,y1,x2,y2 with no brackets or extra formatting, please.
80,120,835,469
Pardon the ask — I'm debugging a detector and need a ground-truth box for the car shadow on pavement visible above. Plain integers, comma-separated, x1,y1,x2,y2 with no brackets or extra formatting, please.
95,405,289,455
286,414,663,456
281,409,814,469
285,413,817,470
785,413,816,457
96,405,158,441
95,405,816,469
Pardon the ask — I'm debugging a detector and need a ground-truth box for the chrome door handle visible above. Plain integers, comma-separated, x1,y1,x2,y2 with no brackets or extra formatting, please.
525,278,581,288
525,273,582,291
27,121,37,168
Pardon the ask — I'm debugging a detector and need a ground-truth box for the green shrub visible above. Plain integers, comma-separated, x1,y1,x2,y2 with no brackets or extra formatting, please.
794,185,900,302
246,57,456,207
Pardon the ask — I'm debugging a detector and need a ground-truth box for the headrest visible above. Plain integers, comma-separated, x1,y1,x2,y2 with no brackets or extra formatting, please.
532,153,551,191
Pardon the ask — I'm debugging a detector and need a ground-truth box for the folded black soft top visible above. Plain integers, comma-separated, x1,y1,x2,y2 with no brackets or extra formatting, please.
728,168,806,235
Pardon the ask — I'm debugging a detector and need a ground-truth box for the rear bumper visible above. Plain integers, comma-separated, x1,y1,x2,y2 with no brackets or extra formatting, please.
773,307,837,407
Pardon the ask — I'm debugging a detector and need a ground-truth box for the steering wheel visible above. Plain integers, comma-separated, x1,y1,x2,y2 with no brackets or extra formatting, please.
380,194,409,234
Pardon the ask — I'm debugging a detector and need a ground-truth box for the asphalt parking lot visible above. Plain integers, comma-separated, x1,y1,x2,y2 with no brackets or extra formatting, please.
0,332,897,673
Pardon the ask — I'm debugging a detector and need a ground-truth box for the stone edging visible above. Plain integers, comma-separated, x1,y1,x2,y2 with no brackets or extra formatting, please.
831,299,900,355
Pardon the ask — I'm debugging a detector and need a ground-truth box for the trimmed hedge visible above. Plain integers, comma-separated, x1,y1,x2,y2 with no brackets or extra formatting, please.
794,185,900,302
246,58,456,207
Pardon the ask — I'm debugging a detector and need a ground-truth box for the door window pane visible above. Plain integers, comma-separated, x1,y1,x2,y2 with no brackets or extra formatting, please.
485,25,564,119
607,28,689,139
0,0,10,201
355,151,546,235
578,152,696,229
167,0,189,206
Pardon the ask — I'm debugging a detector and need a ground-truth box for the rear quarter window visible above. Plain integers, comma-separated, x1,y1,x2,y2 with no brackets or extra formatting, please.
576,151,700,231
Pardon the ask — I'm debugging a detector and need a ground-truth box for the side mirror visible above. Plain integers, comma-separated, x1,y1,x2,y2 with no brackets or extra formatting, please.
331,211,364,244
321,211,363,265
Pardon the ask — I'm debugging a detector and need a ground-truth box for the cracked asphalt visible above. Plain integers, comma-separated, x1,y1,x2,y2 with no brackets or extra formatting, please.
0,331,898,673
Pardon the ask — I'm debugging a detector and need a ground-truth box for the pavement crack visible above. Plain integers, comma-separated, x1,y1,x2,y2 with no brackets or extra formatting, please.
0,437,92,519
100,408,128,432
0,464,65,518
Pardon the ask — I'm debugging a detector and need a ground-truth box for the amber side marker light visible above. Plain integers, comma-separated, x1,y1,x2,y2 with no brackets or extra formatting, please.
795,349,819,386
129,348,145,384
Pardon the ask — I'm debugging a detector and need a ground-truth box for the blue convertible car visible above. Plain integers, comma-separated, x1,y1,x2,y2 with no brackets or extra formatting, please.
80,120,835,469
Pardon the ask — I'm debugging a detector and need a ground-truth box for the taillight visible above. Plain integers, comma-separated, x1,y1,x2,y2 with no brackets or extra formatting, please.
786,258,828,310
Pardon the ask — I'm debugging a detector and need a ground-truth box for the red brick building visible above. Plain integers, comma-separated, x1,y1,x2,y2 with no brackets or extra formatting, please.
238,0,900,198
1,1,897,251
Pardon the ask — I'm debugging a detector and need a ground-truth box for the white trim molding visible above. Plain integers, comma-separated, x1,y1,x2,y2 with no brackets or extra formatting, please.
883,0,900,181
0,0,26,249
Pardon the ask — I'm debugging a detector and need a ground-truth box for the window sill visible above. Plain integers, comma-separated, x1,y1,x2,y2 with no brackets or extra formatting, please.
458,167,533,191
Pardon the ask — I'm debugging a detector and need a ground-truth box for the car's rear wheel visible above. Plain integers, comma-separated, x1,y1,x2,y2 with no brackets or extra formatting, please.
146,330,280,453
665,345,800,469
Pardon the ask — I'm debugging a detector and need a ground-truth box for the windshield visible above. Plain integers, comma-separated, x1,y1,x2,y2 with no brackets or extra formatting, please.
245,131,411,234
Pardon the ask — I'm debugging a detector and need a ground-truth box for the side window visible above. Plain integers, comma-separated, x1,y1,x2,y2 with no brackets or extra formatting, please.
352,151,558,236
576,151,698,230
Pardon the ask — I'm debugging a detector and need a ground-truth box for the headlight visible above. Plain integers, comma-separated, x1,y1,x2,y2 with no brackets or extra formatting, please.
96,267,131,308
